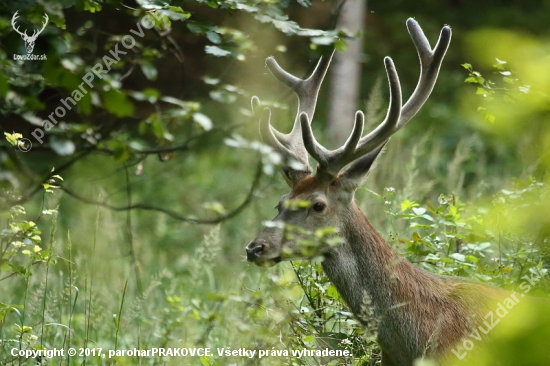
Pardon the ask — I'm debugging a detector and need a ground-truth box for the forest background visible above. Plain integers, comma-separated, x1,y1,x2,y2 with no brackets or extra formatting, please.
1,0,549,365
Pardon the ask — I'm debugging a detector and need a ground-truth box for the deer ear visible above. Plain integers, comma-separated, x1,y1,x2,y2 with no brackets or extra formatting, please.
281,167,294,187
340,143,386,190
282,166,311,188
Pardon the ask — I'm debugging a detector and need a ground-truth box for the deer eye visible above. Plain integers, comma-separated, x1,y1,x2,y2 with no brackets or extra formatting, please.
312,202,326,212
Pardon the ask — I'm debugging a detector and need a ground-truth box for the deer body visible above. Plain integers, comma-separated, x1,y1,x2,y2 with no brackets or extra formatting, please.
322,202,498,364
257,172,500,364
244,18,502,365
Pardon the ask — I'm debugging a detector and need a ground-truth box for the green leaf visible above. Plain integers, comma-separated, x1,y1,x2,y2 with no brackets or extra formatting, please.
450,253,465,262
297,29,329,37
449,204,459,217
102,89,134,117
161,6,191,21
8,263,26,276
234,3,258,12
209,90,236,103
483,112,496,124
193,113,213,131
205,45,231,57
326,284,340,299
465,75,484,84
186,21,212,34
303,335,315,343
145,10,171,29
334,38,349,52
82,0,102,13
42,183,59,190
113,143,131,162
466,255,479,264
271,19,299,35
493,58,507,70
284,199,310,210
475,87,487,95
140,62,158,81
297,0,312,7
401,199,419,212
130,88,159,103
200,355,213,366
4,132,23,146
206,31,222,44
311,36,335,46
315,226,338,238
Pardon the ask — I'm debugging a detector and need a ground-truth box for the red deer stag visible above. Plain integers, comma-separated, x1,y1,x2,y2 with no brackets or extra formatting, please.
245,19,507,365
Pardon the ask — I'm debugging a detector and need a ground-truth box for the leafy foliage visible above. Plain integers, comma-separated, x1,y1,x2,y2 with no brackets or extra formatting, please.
0,1,549,365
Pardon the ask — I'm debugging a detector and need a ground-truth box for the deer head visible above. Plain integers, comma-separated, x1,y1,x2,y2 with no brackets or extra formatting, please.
246,18,451,267
11,11,49,54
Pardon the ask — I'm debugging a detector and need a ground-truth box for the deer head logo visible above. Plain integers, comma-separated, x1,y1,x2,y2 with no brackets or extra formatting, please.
11,11,49,54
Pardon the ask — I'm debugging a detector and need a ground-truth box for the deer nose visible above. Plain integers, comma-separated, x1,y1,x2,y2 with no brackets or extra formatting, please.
246,241,266,261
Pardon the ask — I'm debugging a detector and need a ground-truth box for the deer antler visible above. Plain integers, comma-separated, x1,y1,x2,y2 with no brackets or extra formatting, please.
301,18,451,177
252,51,334,183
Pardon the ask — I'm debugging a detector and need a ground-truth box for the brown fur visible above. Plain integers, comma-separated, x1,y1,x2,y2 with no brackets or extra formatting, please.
322,204,503,365
248,176,507,365
290,175,324,198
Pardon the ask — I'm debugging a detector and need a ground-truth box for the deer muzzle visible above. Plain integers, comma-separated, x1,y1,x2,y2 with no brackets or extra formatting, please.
245,235,282,267
245,241,266,261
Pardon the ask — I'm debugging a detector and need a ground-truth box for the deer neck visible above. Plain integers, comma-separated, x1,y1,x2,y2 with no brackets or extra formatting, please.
321,202,435,320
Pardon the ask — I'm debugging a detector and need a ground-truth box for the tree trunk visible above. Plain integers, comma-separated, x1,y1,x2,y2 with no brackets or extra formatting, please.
328,0,366,146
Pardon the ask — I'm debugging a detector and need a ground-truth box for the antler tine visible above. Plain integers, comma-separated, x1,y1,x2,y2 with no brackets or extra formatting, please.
252,94,312,181
302,110,368,177
299,19,450,178
350,57,403,158
354,19,451,155
317,19,450,178
399,18,451,127
266,51,334,133
301,57,402,177
251,97,295,158
256,51,334,177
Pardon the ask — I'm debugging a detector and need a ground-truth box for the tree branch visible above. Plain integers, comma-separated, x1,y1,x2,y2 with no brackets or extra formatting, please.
59,160,263,224
0,124,241,210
